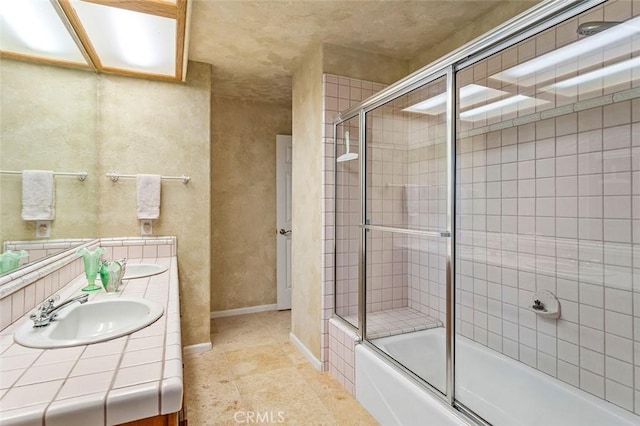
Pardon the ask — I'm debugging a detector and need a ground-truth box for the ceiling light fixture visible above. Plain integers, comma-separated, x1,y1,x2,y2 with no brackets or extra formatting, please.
0,0,85,63
110,7,159,67
1,0,62,52
70,0,177,76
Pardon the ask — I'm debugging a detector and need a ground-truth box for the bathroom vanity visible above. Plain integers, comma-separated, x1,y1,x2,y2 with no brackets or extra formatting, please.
0,237,184,425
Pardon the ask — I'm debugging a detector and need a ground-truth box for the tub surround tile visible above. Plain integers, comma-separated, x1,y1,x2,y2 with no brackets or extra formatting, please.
325,74,388,370
328,318,359,395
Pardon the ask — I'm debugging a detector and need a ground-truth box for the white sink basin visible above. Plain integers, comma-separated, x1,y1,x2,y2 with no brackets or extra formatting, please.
123,263,168,280
14,297,164,349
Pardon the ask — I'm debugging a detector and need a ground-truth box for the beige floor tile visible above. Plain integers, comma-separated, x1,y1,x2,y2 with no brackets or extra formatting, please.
224,343,292,378
281,342,308,366
246,396,338,426
296,364,345,398
212,327,278,351
319,390,378,425
236,367,317,404
214,314,265,331
184,311,377,425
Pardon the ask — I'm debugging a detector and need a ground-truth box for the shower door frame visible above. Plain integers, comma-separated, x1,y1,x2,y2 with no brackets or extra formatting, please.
332,0,609,420
358,67,455,401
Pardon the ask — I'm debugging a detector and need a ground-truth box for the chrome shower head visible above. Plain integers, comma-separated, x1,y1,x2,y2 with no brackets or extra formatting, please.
337,131,358,163
577,21,620,36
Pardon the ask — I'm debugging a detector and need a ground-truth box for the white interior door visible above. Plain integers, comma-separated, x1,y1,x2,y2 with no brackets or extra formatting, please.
276,135,292,310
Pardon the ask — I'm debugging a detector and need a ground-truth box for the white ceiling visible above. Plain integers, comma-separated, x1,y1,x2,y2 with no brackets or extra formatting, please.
188,0,539,105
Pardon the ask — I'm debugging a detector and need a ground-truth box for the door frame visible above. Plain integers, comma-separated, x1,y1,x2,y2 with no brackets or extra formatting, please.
276,134,292,310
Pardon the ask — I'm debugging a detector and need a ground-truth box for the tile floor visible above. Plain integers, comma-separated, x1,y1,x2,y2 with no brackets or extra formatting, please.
183,311,377,425
344,307,442,339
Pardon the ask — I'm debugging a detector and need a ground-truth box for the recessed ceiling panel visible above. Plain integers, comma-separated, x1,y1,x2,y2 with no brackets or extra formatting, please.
71,0,176,76
0,0,87,64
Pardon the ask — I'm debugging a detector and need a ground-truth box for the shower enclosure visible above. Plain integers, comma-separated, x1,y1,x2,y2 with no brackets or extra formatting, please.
333,0,640,424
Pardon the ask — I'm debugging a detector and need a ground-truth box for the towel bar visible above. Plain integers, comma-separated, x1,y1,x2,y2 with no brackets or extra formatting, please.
0,170,87,181
106,172,191,184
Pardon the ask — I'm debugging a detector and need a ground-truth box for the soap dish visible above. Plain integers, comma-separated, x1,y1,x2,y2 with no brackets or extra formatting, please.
529,290,560,319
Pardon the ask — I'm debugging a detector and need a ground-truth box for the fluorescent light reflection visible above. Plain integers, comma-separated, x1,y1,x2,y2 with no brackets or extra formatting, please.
491,16,640,86
1,0,71,53
459,95,548,121
543,56,640,95
404,84,508,115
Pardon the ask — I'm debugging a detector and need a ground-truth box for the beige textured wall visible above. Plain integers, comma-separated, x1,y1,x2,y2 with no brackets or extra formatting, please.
409,1,537,72
291,43,408,359
322,43,409,85
291,45,324,359
96,62,212,346
210,95,292,311
0,59,98,246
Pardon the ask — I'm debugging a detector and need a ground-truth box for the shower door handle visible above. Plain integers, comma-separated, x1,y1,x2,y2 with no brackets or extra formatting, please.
279,229,292,235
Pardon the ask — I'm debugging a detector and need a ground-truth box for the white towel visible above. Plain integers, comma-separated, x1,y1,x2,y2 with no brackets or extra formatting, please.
21,170,55,221
136,174,161,219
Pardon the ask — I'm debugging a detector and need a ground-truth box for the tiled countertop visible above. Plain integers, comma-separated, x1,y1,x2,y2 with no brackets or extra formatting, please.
0,257,182,426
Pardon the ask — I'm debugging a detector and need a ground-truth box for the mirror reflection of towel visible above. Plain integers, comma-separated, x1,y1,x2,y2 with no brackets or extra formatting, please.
22,170,55,221
136,174,161,219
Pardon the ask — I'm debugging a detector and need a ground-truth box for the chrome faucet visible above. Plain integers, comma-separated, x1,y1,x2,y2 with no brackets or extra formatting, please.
30,294,89,327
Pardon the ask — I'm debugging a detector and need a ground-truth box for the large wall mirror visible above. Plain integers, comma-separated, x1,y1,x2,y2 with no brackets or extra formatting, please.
0,58,99,274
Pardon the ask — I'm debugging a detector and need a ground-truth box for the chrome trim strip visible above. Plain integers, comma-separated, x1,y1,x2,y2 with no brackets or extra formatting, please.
336,0,602,122
358,110,367,339
455,403,492,426
360,224,449,238
445,65,456,405
333,121,339,322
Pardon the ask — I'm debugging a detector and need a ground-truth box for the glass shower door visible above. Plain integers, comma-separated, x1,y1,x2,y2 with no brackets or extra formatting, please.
363,73,453,396
454,1,640,423
335,116,361,326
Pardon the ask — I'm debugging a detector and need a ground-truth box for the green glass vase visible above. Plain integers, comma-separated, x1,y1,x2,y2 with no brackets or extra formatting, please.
76,246,106,292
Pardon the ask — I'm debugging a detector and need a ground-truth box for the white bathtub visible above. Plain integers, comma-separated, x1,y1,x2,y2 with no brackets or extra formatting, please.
356,328,640,426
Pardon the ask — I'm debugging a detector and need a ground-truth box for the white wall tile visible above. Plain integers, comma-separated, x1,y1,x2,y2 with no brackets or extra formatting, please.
606,379,634,411
556,155,577,176
557,176,578,196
